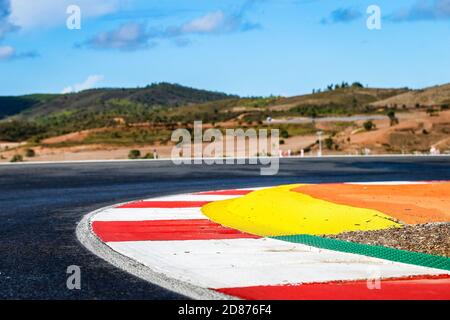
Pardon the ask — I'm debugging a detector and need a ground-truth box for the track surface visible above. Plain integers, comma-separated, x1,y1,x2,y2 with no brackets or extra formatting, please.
0,156,449,299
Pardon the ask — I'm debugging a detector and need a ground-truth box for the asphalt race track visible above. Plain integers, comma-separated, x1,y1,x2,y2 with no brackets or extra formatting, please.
0,156,449,299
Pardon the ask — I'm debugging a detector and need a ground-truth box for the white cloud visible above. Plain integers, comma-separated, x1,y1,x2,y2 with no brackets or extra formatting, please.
165,9,260,37
390,0,450,22
62,74,104,94
0,44,37,60
0,0,19,39
9,0,119,29
85,22,155,51
181,11,226,34
80,1,262,52
0,44,13,59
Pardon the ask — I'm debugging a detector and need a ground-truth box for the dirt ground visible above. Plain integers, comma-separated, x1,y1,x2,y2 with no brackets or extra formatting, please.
332,110,450,154
0,130,319,162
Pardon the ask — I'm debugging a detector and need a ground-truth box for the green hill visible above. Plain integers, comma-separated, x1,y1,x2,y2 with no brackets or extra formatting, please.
0,94,58,119
0,83,239,141
0,83,236,120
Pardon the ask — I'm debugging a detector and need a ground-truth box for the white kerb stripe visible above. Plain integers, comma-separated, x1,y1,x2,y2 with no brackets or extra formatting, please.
91,207,206,222
143,194,243,202
107,238,448,289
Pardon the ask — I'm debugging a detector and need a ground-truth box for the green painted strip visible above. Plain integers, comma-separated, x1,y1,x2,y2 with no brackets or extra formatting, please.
273,234,450,272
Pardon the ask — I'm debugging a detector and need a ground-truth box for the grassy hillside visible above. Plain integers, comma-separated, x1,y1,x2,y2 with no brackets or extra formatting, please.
275,87,410,114
370,83,450,108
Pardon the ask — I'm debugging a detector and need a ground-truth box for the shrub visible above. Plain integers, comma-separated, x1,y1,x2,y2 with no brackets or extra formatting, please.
363,121,375,131
128,149,141,159
25,148,36,157
324,137,334,150
10,154,23,162
143,152,155,159
426,107,438,116
280,129,289,139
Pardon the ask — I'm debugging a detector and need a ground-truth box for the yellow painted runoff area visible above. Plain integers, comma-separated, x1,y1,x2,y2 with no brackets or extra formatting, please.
201,184,401,236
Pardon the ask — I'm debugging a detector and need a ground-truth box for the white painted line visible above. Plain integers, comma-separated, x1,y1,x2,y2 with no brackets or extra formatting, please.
233,187,270,191
107,238,449,289
91,207,206,222
3,154,450,166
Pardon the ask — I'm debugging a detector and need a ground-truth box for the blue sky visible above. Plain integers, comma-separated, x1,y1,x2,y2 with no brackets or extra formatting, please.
0,0,449,97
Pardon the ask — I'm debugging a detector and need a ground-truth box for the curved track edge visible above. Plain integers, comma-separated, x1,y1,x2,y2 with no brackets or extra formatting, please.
76,203,235,300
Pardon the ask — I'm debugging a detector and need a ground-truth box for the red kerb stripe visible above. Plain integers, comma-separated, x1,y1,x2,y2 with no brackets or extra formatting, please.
92,219,261,242
215,275,450,300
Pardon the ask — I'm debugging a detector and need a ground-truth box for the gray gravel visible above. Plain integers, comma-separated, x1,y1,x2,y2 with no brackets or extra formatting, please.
325,223,450,257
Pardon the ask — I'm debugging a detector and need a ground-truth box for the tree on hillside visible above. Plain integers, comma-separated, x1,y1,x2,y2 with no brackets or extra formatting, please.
351,82,364,88
387,110,399,126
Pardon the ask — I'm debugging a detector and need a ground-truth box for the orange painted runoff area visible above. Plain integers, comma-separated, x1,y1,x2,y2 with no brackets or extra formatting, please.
293,182,450,224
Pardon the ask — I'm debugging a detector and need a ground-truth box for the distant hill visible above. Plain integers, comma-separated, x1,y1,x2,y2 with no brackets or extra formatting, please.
0,94,58,119
0,83,237,119
370,83,450,108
